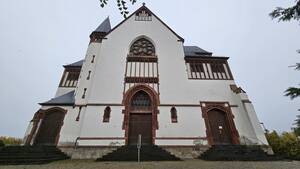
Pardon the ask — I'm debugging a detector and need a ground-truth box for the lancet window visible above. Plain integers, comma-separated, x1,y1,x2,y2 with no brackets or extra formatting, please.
170,107,178,123
103,106,111,123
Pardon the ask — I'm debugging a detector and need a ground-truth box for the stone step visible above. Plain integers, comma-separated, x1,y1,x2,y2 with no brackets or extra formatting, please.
200,145,281,161
0,146,69,165
0,154,67,160
97,145,181,161
0,157,69,165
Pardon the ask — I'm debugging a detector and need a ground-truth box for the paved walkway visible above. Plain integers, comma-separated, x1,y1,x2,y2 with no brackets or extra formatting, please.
1,160,299,169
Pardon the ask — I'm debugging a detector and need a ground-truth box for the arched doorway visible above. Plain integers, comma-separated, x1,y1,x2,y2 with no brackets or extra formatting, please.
34,108,66,145
201,102,240,145
207,109,232,145
128,91,152,145
123,85,159,146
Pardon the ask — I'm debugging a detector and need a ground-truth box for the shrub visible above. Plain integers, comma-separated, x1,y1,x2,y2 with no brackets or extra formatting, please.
0,140,4,147
0,136,22,146
266,131,300,160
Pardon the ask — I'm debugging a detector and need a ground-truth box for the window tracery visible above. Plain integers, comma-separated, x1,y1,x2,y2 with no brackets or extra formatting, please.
131,91,152,111
129,38,155,56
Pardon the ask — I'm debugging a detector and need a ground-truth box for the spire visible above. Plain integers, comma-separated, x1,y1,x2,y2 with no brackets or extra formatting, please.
95,17,111,33
90,17,111,43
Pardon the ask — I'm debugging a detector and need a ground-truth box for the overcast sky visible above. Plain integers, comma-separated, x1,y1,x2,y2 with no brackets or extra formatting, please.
0,0,299,138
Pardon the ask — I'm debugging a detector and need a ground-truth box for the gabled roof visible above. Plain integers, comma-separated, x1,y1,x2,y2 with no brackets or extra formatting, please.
63,59,84,67
103,5,184,42
183,46,212,57
40,90,75,106
95,17,111,33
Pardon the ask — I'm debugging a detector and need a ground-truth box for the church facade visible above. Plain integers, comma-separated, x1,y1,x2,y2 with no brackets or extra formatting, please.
23,5,268,158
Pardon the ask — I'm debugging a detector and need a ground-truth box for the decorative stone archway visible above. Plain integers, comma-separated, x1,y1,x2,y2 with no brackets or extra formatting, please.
122,84,159,145
27,107,67,146
201,102,240,145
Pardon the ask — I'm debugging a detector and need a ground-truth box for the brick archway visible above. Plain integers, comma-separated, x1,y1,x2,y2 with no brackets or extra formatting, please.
32,107,67,146
122,84,159,145
201,102,240,145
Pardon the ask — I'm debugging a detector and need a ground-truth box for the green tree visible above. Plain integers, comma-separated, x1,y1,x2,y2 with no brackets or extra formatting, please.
270,1,300,100
293,114,300,136
270,0,300,138
99,0,138,18
284,60,300,100
270,1,300,22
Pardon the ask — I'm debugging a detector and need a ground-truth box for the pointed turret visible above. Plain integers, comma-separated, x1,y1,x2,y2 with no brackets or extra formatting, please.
90,17,111,43
95,17,111,33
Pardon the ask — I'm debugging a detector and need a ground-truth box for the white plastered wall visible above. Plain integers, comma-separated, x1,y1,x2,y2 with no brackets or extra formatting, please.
156,106,207,146
77,106,125,146
57,106,82,146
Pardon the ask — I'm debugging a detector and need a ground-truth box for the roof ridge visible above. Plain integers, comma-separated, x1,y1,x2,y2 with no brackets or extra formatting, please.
103,5,184,42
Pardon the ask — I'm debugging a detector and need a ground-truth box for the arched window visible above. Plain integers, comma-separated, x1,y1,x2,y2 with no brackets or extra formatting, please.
103,106,111,123
129,38,155,56
170,107,178,123
131,91,152,111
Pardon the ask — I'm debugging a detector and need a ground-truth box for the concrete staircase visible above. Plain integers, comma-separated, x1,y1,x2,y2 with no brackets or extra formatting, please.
97,145,181,161
200,145,281,161
0,146,69,165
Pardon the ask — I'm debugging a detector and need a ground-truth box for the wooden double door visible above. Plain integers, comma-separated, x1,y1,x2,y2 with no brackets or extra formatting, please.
208,109,233,145
128,113,152,145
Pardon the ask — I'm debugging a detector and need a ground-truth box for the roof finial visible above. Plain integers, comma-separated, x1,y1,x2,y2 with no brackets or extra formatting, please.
142,2,146,6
